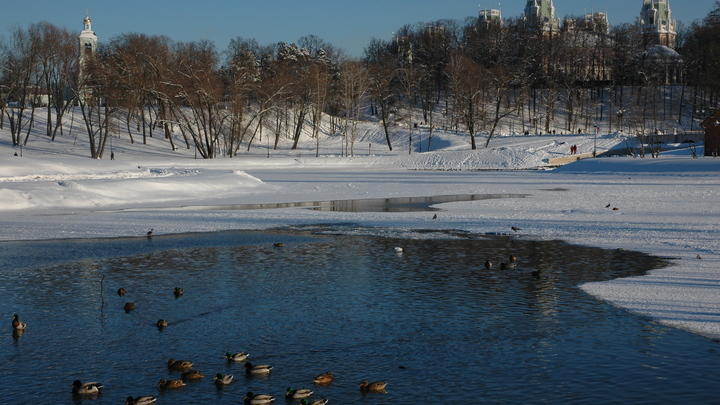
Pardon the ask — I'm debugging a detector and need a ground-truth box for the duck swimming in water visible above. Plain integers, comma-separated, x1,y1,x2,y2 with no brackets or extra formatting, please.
285,387,313,399
125,395,156,405
167,358,193,370
244,362,273,375
11,314,26,330
156,379,185,389
300,399,328,405
71,380,103,396
224,351,249,362
244,392,275,404
314,371,334,384
181,369,204,380
359,379,387,392
214,373,233,385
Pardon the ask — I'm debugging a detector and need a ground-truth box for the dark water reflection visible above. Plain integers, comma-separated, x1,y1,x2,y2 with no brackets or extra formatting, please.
115,194,528,213
1,229,718,404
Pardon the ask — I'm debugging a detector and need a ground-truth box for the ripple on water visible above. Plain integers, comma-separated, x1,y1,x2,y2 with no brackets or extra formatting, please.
1,229,718,403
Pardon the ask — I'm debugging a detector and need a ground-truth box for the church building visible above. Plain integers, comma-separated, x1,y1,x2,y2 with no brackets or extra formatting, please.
523,0,560,32
639,0,677,49
78,12,98,79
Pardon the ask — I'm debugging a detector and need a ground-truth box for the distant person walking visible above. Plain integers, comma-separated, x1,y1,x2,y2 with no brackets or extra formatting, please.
111,151,115,160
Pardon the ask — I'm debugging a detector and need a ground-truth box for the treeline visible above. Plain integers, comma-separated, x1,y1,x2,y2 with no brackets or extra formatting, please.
1,3,719,159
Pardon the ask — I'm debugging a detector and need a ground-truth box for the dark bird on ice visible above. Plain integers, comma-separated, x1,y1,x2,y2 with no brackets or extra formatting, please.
511,226,521,232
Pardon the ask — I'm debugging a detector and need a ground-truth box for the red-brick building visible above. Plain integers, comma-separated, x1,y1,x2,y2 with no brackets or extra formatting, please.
701,110,720,157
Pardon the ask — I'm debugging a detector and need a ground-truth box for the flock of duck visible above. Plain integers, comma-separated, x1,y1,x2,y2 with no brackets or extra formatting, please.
480,254,543,278
10,246,388,404
63,346,386,404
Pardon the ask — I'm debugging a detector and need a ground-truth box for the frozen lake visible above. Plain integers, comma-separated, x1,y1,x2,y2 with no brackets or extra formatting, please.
2,228,719,404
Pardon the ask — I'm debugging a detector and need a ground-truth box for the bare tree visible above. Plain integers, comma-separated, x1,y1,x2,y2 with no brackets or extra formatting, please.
364,37,398,151
2,25,41,147
337,58,369,156
447,52,485,149
167,41,223,158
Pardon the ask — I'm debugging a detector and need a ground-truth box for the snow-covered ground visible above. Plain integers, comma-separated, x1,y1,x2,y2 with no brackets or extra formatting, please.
1,117,718,341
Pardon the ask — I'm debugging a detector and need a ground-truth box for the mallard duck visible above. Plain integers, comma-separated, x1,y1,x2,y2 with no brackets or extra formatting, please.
511,226,521,232
244,362,272,375
359,379,387,392
173,287,184,297
500,262,507,270
71,380,103,395
273,242,284,247
125,395,157,405
300,399,328,405
156,379,185,389
285,387,313,399
124,302,136,312
11,314,26,330
146,229,153,237
224,351,249,362
244,391,275,404
313,371,333,384
484,260,493,269
181,369,204,380
532,269,543,279
167,358,193,370
214,373,233,385
509,254,517,263
117,288,126,296
156,319,168,328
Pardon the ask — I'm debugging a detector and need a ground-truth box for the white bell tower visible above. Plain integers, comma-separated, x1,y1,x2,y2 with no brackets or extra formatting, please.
78,11,98,80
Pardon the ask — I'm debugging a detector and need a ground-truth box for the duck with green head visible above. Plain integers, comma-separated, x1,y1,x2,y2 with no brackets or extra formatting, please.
244,391,274,404
224,351,249,362
285,387,313,399
214,373,233,385
244,362,273,375
124,395,156,405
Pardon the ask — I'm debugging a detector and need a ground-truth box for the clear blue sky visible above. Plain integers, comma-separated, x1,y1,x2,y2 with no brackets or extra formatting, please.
1,0,716,58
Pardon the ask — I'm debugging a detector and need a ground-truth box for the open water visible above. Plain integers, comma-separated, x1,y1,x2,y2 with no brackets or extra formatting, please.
2,228,718,404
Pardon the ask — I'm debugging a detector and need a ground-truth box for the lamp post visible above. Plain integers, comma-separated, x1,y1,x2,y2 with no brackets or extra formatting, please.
534,113,544,135
593,125,599,157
